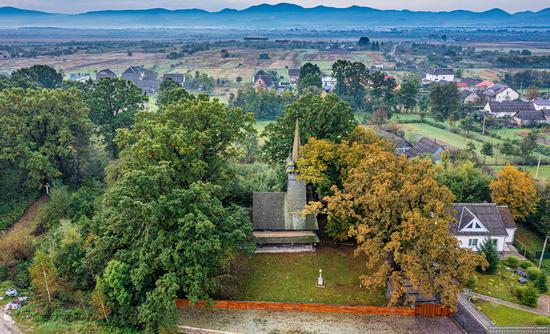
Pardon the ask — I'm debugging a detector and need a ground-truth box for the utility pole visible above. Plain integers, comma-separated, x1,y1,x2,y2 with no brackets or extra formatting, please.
482,115,486,135
535,154,542,180
539,235,548,269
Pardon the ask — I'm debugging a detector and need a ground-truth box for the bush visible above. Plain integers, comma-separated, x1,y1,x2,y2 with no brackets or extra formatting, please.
527,267,542,280
519,286,539,307
466,277,477,289
503,256,520,268
470,296,478,303
535,316,550,325
14,261,31,289
520,261,534,270
535,274,548,293
515,285,527,296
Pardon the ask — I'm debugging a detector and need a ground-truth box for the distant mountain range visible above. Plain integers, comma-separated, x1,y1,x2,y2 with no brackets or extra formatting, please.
1,4,549,28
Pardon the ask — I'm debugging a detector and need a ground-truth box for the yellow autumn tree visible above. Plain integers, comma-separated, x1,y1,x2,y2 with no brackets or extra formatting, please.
29,250,63,303
490,165,538,220
305,149,485,310
298,125,393,198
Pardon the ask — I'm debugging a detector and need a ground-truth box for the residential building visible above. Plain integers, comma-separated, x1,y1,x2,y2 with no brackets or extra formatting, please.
475,80,494,92
422,68,455,84
482,84,519,102
513,109,550,126
321,76,337,92
253,70,273,90
377,129,411,155
450,203,516,252
405,137,445,162
533,98,550,111
69,73,91,83
162,73,186,86
95,68,116,81
121,66,160,94
483,101,536,118
460,90,480,105
288,69,300,85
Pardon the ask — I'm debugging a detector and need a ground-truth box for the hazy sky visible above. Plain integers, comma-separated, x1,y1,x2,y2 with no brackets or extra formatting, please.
1,0,548,14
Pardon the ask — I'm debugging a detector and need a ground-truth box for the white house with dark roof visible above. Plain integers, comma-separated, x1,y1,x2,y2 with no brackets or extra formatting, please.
482,84,519,102
533,98,550,111
450,203,516,252
423,68,455,84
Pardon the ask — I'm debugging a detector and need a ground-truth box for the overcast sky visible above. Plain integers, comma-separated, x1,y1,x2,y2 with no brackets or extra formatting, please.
1,0,549,14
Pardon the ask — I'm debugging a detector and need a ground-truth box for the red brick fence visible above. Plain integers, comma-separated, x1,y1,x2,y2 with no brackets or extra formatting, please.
176,299,451,317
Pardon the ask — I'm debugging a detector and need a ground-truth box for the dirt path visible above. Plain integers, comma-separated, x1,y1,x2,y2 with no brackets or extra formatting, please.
538,295,550,315
0,195,48,334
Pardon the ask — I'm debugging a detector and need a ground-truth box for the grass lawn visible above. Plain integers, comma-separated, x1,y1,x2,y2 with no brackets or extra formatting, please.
217,246,386,306
489,165,550,181
471,264,525,303
475,300,547,326
399,122,477,150
514,221,546,253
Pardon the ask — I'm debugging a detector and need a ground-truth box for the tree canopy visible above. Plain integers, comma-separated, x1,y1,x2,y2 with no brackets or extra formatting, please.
85,78,147,159
85,95,255,331
490,165,538,220
262,93,357,165
305,147,484,309
429,82,460,121
0,88,92,190
436,162,493,203
297,63,322,92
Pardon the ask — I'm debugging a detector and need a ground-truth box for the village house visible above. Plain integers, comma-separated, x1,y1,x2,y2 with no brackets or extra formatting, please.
422,68,455,85
162,73,186,86
253,70,274,90
405,137,445,162
474,80,494,94
460,89,481,105
321,76,337,92
121,66,160,94
252,121,319,251
377,129,411,155
533,98,550,111
450,203,516,253
288,69,300,85
482,83,519,102
95,68,117,81
483,100,536,118
513,109,550,127
69,73,91,83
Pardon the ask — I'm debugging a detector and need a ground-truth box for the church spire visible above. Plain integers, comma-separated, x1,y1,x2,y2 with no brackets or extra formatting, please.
291,119,300,164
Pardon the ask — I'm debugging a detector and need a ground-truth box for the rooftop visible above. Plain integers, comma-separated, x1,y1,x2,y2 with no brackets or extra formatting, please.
405,137,444,159
450,203,514,237
488,101,535,114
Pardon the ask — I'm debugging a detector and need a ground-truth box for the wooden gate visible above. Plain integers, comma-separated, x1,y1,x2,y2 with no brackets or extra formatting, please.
415,303,452,317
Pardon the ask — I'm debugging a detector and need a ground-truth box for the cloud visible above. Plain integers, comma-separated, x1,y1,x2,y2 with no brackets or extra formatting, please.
1,0,548,13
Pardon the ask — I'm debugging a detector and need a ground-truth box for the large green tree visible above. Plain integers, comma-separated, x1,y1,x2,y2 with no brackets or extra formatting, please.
262,93,357,165
332,60,369,111
85,95,255,331
297,63,322,92
436,162,493,203
11,65,63,89
230,88,296,121
0,88,92,190
397,79,420,112
429,82,460,121
157,78,193,108
85,78,147,159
